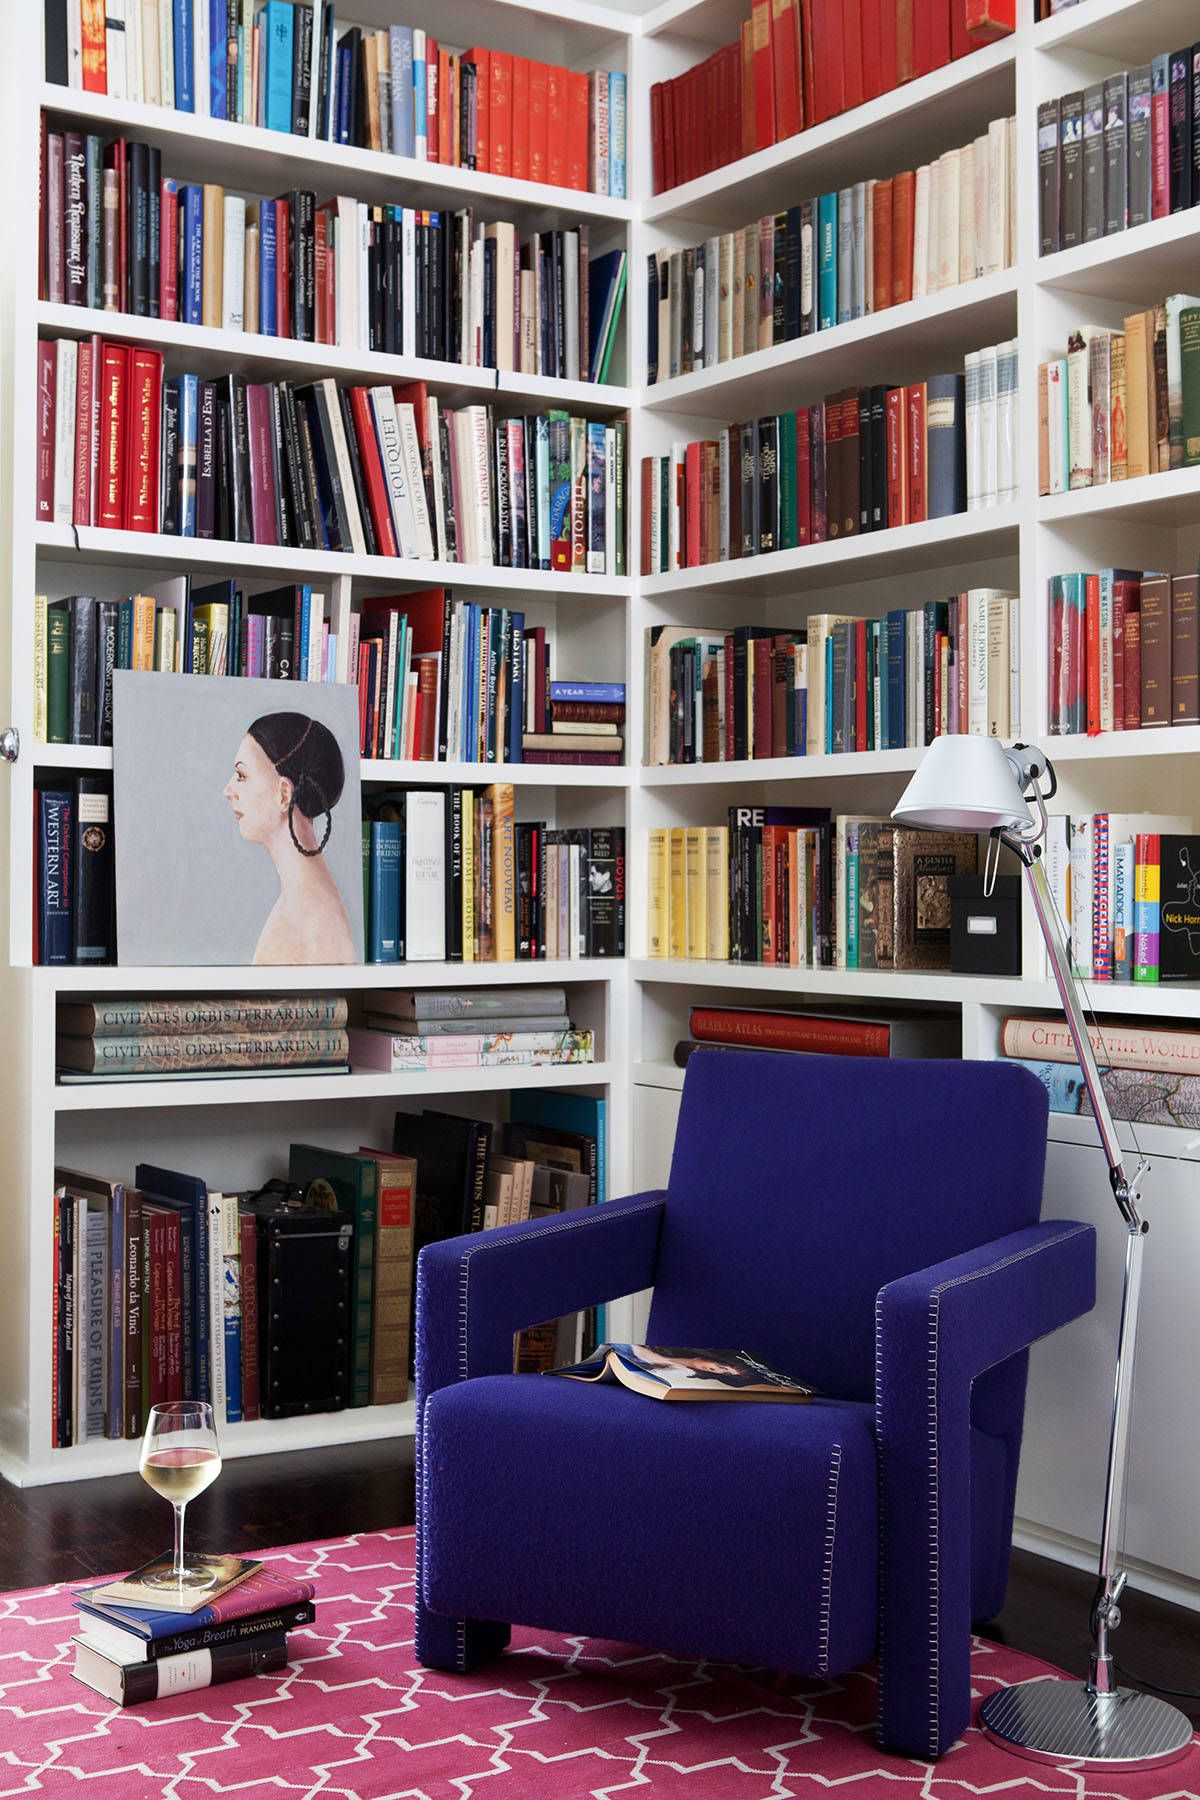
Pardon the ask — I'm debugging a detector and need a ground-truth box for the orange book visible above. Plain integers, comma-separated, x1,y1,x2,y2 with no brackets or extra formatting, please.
1086,574,1102,735
891,171,916,305
886,386,908,525
566,69,589,190
771,0,802,139
740,20,756,157
81,0,108,91
490,50,513,178
905,382,927,523
425,37,440,163
468,48,491,171
751,0,776,150
871,178,894,312
511,57,531,181
1123,309,1154,482
546,64,567,187
896,0,915,82
528,61,550,183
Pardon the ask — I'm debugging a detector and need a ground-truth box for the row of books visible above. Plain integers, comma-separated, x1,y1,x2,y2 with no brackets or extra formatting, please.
47,0,627,195
1042,816,1199,984
1001,1013,1200,1129
1047,568,1199,738
57,991,351,1078
647,117,1015,382
362,790,625,964
40,128,627,379
348,983,592,1074
646,810,980,969
1037,300,1200,496
643,591,1019,766
35,340,629,574
640,354,1015,573
1037,53,1200,255
649,0,1009,193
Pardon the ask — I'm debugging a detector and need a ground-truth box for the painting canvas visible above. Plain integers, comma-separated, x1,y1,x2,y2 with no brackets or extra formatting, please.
113,672,363,965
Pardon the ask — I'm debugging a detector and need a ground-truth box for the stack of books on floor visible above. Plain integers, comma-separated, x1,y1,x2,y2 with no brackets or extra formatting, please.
1001,1015,1200,1130
524,682,626,767
1042,814,1198,983
673,1003,960,1064
55,995,350,1080
1046,567,1199,737
71,1557,315,1706
349,984,593,1073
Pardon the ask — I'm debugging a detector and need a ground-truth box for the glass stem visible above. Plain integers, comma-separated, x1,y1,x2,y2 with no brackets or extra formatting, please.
173,1501,187,1582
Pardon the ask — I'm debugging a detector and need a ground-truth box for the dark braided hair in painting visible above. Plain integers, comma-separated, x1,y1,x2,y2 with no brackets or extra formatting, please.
247,712,345,857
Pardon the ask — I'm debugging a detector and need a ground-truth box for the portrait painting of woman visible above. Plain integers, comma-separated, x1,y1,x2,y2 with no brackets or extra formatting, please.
223,712,357,964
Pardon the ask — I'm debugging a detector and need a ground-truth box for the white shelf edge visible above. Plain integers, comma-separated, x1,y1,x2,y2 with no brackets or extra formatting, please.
639,748,922,785
31,742,631,787
39,84,636,223
632,1058,686,1089
53,1060,615,1113
1037,466,1200,524
36,959,620,992
1036,209,1200,292
1043,727,1200,763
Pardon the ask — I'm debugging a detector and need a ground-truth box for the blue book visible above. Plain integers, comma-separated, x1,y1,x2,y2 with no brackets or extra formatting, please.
178,374,199,538
369,821,402,961
509,1092,608,1210
38,790,72,966
877,618,889,749
336,41,352,144
817,193,838,331
209,0,227,117
297,585,311,680
549,680,626,703
509,612,525,764
413,35,427,154
608,70,626,198
263,0,294,132
886,609,906,748
925,372,966,519
391,26,414,157
172,0,195,111
258,200,277,335
222,1249,242,1424
180,185,203,324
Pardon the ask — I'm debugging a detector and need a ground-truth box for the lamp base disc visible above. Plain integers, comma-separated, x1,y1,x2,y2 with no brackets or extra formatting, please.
980,1678,1193,1770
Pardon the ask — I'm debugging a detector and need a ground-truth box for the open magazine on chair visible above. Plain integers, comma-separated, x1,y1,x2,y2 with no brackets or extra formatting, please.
546,1344,817,1402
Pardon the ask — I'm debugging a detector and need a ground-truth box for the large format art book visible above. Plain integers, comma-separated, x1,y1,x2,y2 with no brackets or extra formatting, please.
548,1344,817,1402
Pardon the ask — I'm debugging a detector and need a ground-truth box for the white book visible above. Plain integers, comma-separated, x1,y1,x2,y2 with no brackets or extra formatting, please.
996,338,1018,503
396,402,435,559
964,350,981,510
307,3,323,138
936,149,959,292
668,442,686,570
1047,359,1067,494
563,227,580,379
718,427,731,561
1009,593,1020,736
705,235,720,367
334,196,359,351
1068,814,1094,979
357,203,371,352
519,269,537,373
977,344,998,507
986,591,1009,737
648,458,662,576
194,0,209,116
968,588,989,735
958,141,976,283
221,196,245,330
66,0,83,86
140,0,160,106
468,234,484,366
124,0,142,101
450,412,476,564
973,133,988,280
469,405,494,563
864,178,875,315
406,790,447,960
489,220,518,374
401,208,417,359
52,338,77,526
426,395,449,561
912,165,930,299
986,117,1008,275
105,0,127,100
1067,331,1094,489
1007,116,1017,267
370,387,420,557
317,378,367,554
605,426,616,576
158,0,174,108
569,841,583,957
926,158,941,293
692,251,705,366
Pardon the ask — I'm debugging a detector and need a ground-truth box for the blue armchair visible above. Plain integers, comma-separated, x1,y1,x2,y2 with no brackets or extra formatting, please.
414,1049,1096,1759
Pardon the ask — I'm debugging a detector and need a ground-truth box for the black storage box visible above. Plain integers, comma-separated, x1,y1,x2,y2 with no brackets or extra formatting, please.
949,875,1022,977
239,1187,354,1419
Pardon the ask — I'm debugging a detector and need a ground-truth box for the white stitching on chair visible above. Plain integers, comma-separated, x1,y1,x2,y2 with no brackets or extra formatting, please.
876,1224,1091,1756
817,1443,843,1677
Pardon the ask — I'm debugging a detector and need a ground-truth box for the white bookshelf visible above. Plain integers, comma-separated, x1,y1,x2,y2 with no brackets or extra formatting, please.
2,0,1200,1607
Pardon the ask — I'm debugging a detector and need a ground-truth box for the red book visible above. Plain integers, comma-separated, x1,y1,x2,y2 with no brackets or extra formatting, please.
690,1006,893,1055
684,441,702,566
72,340,94,529
842,0,864,112
872,179,893,312
528,60,549,184
546,65,567,187
274,198,291,337
905,382,926,523
80,0,108,93
823,0,846,117
144,1210,167,1410
752,638,774,758
771,0,802,138
1085,573,1101,734
809,402,826,542
949,0,971,58
650,82,665,191
640,457,654,575
123,346,162,532
965,0,1014,39
490,50,513,178
799,0,817,129
860,0,882,100
855,617,868,748
885,386,907,525
1152,75,1169,219
96,341,128,531
809,0,832,122
891,171,915,303
760,825,781,960
929,0,951,70
239,1212,260,1422
348,389,399,558
566,69,589,190
425,37,439,163
912,0,934,78
796,407,812,545
510,56,530,182
896,0,915,82
739,21,755,156
36,340,56,524
878,0,898,88
245,384,278,545
1123,597,1142,731
314,210,329,342
823,396,844,537
159,182,179,320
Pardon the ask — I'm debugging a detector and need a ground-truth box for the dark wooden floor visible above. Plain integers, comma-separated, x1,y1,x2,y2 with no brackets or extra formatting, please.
4,1439,1197,1721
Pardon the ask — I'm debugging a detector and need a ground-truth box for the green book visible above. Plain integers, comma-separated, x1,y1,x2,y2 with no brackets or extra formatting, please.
287,1145,377,1409
1179,307,1200,467
779,409,798,550
46,603,71,744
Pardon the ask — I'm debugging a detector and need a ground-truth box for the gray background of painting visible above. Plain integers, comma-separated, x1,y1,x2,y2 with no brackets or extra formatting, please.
113,672,364,964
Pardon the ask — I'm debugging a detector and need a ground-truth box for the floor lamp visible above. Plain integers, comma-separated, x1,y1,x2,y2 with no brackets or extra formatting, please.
893,735,1193,1771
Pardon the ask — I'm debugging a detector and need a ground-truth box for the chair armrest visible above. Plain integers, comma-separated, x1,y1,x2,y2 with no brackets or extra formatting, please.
874,1220,1096,1757
415,1190,667,1404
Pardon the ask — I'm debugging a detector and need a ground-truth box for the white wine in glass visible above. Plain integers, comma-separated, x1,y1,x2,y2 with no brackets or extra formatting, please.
139,1401,223,1591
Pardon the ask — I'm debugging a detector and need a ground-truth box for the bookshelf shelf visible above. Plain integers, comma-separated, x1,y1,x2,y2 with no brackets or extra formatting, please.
640,505,1020,599
1036,729,1200,765
36,305,635,419
639,0,749,46
33,524,633,598
53,1061,615,1113
31,743,633,788
640,272,1019,420
1030,0,1199,63
641,37,1017,229
1036,468,1200,530
639,748,922,785
1035,210,1200,307
39,84,637,227
38,960,619,992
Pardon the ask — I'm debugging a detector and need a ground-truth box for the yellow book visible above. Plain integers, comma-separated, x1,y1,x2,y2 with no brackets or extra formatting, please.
192,602,228,676
684,827,707,960
461,796,475,962
1122,310,1153,482
705,825,729,961
132,594,157,671
668,827,687,960
33,595,47,743
486,783,516,962
202,185,225,329
647,828,669,956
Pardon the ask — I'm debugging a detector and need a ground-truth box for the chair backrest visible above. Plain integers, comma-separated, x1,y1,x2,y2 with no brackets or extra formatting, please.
646,1048,1049,1402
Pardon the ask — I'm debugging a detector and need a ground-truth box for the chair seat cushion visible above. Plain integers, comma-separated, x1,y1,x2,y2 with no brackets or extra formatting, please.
420,1375,878,1676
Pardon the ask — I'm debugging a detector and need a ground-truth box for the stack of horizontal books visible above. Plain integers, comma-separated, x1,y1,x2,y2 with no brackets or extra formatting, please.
349,984,593,1074
71,1556,315,1707
56,995,350,1082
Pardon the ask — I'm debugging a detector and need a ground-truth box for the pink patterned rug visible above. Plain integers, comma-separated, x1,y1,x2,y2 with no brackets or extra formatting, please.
0,1528,1195,1798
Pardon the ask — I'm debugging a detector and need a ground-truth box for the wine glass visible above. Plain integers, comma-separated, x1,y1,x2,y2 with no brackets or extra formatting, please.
139,1401,223,1592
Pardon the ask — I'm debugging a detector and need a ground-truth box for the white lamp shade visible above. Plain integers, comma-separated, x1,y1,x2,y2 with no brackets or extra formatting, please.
892,735,1035,834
